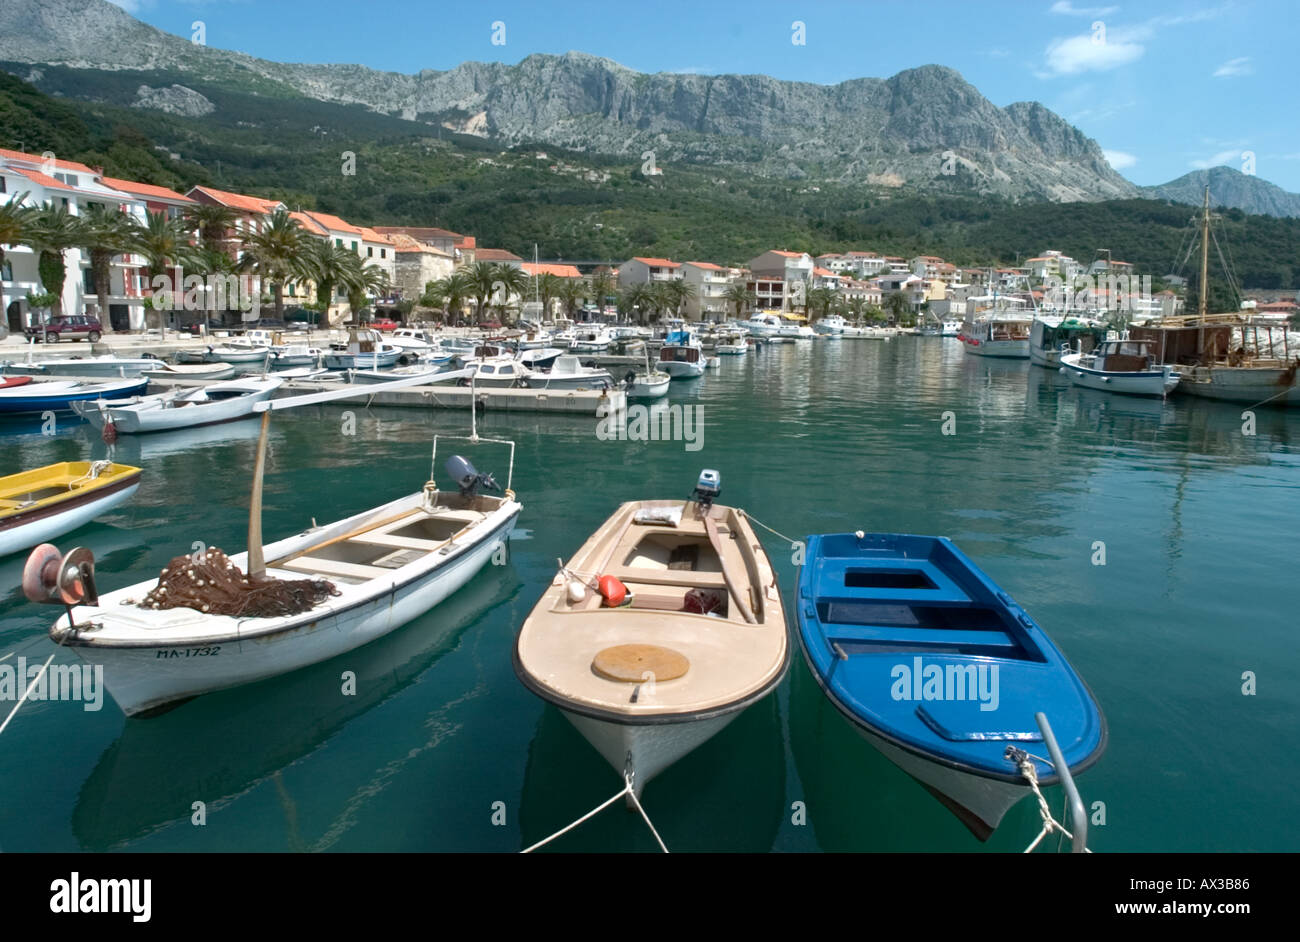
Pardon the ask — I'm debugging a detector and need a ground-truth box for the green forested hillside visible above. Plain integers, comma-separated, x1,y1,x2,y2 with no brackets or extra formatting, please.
3,66,1297,295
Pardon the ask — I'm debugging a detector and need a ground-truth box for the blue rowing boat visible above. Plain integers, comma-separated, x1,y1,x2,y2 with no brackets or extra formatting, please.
796,531,1106,839
0,378,150,415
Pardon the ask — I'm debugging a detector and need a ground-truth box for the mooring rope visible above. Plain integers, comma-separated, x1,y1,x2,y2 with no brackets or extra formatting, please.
521,772,669,854
1012,750,1091,853
0,651,56,738
738,510,802,548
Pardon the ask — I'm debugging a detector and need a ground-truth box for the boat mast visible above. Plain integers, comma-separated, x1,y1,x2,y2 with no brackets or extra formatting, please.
1198,185,1210,361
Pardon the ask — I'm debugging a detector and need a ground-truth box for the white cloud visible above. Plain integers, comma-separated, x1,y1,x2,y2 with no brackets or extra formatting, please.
1212,56,1252,78
1041,33,1144,75
1190,149,1246,169
1103,149,1138,170
1050,2,1120,15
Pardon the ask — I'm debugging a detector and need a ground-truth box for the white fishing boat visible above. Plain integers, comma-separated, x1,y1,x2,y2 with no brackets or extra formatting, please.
29,374,522,717
569,328,613,354
814,314,847,335
1060,339,1180,397
513,472,788,797
516,347,566,371
714,332,749,355
269,343,323,369
140,362,236,382
1030,316,1108,368
203,344,273,365
322,329,401,370
959,308,1032,359
271,367,333,381
658,330,705,379
744,313,785,338
347,365,469,386
522,355,614,390
388,328,439,354
72,376,284,434
5,354,162,378
1,461,141,558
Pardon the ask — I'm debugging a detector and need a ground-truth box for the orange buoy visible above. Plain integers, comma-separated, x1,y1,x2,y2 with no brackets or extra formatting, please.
597,574,628,607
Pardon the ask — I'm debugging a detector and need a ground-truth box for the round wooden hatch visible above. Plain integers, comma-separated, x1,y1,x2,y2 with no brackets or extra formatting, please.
592,644,689,683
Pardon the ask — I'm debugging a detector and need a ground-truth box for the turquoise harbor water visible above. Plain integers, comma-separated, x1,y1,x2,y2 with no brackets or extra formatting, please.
1,336,1297,852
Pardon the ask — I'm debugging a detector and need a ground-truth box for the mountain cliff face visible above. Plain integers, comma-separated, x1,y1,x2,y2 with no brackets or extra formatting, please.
0,0,1138,201
1140,167,1300,219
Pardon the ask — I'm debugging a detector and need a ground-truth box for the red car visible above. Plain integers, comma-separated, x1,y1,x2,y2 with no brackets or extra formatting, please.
25,314,104,342
369,318,399,331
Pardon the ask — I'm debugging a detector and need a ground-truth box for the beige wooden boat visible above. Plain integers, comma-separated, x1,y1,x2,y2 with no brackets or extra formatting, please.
513,496,788,795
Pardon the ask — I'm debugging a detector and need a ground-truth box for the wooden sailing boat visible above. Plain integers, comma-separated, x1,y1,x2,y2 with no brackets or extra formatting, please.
1131,187,1299,407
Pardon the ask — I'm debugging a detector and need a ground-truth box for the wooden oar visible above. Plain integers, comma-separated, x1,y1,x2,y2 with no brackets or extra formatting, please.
702,511,756,624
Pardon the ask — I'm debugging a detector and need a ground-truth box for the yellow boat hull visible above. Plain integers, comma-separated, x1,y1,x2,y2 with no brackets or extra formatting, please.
0,462,142,557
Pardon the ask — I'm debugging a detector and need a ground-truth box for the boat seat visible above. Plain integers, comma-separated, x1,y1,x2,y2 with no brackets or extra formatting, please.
347,533,443,552
279,556,390,582
815,557,971,606
610,568,728,589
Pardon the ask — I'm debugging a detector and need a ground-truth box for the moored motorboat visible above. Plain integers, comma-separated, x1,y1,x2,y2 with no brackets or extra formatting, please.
796,530,1106,839
522,355,613,390
1060,339,1179,397
0,461,141,557
140,362,236,381
203,344,273,365
72,376,284,434
658,330,705,379
0,377,150,414
322,329,401,370
4,354,162,378
1030,316,1107,368
514,472,788,797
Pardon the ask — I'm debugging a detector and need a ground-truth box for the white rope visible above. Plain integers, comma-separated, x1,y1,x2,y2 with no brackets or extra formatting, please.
1015,753,1090,853
0,652,56,738
738,509,802,548
521,772,670,854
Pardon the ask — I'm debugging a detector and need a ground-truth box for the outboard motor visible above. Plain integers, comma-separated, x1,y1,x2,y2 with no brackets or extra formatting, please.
623,370,637,389
693,469,721,511
445,455,500,497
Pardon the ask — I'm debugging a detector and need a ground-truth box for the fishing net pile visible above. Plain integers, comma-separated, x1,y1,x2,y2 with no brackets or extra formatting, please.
137,547,339,618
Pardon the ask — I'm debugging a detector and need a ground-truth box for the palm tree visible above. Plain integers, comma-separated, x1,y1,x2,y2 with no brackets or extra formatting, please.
239,209,304,320
0,194,34,328
25,202,88,318
184,204,239,255
136,210,199,334
806,287,837,323
883,290,911,325
558,278,586,319
439,270,473,323
348,263,389,321
465,261,499,323
536,272,562,319
79,204,142,334
297,238,360,328
589,271,614,311
723,282,756,320
618,283,652,324
492,263,530,322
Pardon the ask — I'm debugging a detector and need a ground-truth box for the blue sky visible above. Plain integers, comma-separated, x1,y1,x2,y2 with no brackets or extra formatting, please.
112,0,1299,191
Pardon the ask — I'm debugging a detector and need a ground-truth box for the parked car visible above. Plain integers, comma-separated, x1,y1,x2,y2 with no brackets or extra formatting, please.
25,314,103,342
370,317,399,331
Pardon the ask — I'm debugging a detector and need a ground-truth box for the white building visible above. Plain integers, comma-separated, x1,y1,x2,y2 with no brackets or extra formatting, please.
679,261,732,320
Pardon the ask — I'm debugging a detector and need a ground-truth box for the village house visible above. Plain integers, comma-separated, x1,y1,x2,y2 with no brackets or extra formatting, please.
679,261,732,320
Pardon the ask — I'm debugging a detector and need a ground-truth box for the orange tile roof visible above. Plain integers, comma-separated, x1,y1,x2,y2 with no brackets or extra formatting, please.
188,185,283,215
301,210,364,236
684,261,723,270
632,256,680,268
100,176,195,203
387,232,453,256
770,250,804,258
847,251,880,257
521,262,582,278
10,167,74,191
813,267,837,277
476,248,523,262
289,211,330,236
358,226,396,245
0,148,99,176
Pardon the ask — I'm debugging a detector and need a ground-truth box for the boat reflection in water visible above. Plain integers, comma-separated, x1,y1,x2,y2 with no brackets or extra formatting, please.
72,568,516,850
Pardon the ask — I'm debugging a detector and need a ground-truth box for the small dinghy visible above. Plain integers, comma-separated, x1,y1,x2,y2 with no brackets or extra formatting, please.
796,531,1107,839
514,471,788,797
4,355,161,378
348,364,443,385
0,461,141,557
203,344,272,365
140,362,236,381
33,375,522,717
72,376,284,434
0,376,33,390
0,377,149,414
